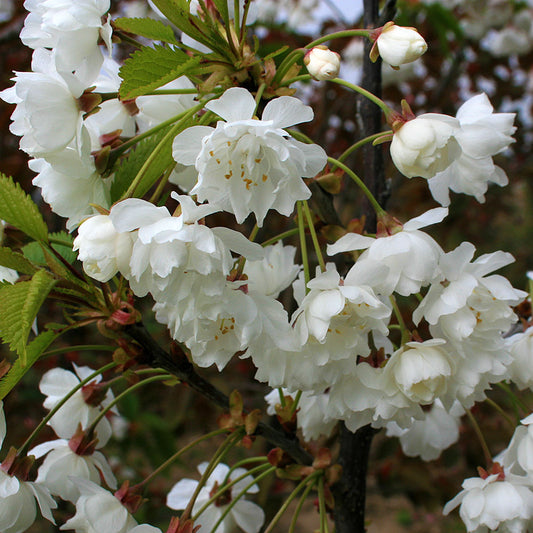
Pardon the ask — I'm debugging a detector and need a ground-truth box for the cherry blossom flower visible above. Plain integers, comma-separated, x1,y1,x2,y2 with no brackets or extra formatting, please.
74,214,135,282
172,87,327,226
507,327,533,390
502,414,533,478
390,113,460,179
39,364,116,445
328,208,447,297
0,468,57,533
375,23,428,68
60,478,137,533
0,401,5,447
385,339,453,404
305,47,341,80
428,93,516,206
243,241,300,298
30,439,117,502
20,0,112,82
386,400,463,461
166,462,265,533
443,472,533,532
265,389,337,441
0,49,86,157
414,242,527,408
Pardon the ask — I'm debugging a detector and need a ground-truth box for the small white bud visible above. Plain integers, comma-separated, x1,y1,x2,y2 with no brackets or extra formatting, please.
374,22,428,68
304,46,341,81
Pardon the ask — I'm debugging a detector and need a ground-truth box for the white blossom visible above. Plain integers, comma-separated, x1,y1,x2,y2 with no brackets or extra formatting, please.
502,414,533,478
386,400,463,461
243,241,300,298
443,473,533,533
167,462,265,533
39,364,116,445
172,87,327,226
375,23,428,68
329,208,447,297
390,113,460,179
20,0,112,82
305,47,341,81
60,478,137,533
428,93,516,206
0,469,57,533
30,439,117,503
74,214,135,282
0,49,86,157
507,328,533,390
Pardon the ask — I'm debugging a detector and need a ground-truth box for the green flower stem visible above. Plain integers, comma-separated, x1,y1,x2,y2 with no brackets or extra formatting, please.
149,164,175,204
235,224,259,278
86,374,173,435
282,74,312,86
122,102,205,199
297,202,310,289
113,105,203,157
17,361,118,456
288,473,317,533
303,200,326,272
254,83,267,114
318,474,330,533
389,295,410,345
484,397,516,430
182,430,244,521
41,345,115,358
278,387,287,407
234,0,241,38
273,49,306,85
227,456,269,473
193,463,272,521
329,78,394,118
263,471,322,533
210,466,277,533
290,390,303,416
133,427,230,490
496,382,533,415
465,409,493,467
261,228,299,247
334,132,390,166
306,29,372,49
327,156,385,217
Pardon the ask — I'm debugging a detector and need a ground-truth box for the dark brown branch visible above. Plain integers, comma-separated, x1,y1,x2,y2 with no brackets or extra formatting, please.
332,1,396,532
125,323,313,466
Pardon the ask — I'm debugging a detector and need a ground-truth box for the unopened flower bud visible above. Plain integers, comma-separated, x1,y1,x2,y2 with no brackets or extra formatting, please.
372,22,427,68
304,46,341,81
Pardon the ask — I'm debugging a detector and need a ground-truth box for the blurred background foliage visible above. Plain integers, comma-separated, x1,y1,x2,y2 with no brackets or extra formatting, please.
0,0,532,531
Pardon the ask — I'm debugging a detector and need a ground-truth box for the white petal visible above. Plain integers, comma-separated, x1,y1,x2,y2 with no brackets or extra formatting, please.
205,88,256,122
232,500,265,533
403,207,448,230
262,96,314,128
172,126,214,165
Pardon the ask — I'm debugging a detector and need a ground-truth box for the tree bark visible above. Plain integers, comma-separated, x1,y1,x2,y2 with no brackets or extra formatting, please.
332,1,396,531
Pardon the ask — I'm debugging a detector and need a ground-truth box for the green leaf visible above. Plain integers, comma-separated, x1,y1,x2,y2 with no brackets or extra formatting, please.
0,247,37,275
22,231,77,266
150,0,227,57
211,0,229,25
0,330,58,400
0,174,48,242
113,17,179,44
110,128,176,202
119,45,201,100
0,270,56,365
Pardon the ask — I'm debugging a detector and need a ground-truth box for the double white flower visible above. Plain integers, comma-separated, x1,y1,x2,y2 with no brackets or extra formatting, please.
172,87,327,226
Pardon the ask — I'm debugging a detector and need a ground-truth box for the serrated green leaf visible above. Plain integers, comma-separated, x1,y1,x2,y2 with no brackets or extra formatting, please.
110,128,176,202
0,330,58,400
119,45,201,100
151,0,226,54
0,247,37,275
0,270,56,365
22,232,77,267
211,0,229,25
0,174,48,242
113,17,179,44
